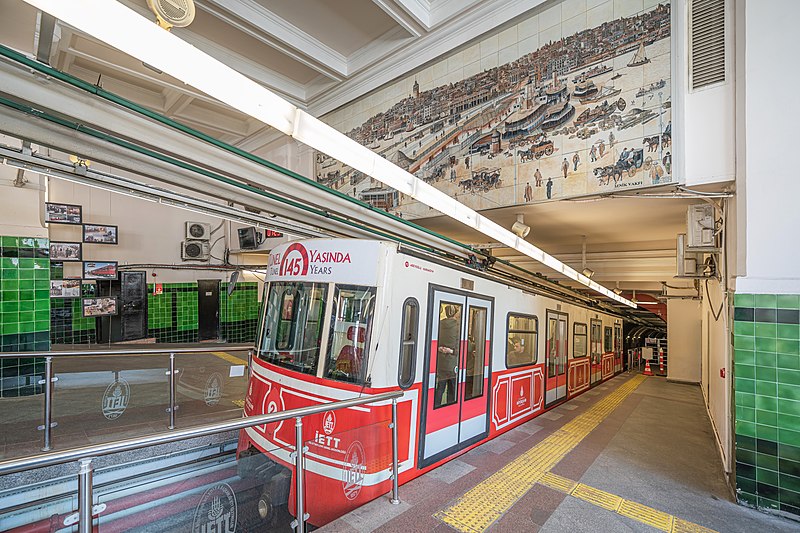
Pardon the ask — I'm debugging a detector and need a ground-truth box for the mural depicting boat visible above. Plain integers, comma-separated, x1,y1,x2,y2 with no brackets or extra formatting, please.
541,101,575,131
572,64,612,83
635,79,666,98
574,101,617,127
627,41,650,67
573,78,599,99
579,85,621,105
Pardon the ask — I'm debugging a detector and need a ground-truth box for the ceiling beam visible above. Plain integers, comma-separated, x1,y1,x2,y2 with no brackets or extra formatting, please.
163,91,194,117
371,0,425,36
34,11,58,64
347,25,416,77
200,0,348,78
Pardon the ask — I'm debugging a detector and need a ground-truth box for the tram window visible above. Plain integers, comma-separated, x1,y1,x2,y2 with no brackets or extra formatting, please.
325,285,376,384
573,323,587,358
465,306,488,400
259,281,328,376
604,326,613,352
590,320,602,365
398,298,419,389
435,302,462,409
506,313,537,368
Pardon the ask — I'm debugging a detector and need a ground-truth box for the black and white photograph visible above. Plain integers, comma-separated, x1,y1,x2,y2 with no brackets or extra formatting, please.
50,279,82,298
49,241,82,261
82,297,118,317
45,202,82,225
83,224,118,244
83,261,118,280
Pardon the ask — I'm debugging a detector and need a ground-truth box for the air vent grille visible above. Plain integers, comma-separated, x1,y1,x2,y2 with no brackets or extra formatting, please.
690,0,725,89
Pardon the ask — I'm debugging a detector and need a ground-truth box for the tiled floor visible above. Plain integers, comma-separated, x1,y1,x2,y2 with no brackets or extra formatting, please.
321,374,800,533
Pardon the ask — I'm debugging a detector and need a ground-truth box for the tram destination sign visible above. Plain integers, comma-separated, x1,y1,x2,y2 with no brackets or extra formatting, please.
267,240,381,285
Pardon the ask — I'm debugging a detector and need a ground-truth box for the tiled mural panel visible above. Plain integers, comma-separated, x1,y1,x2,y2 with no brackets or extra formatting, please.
734,293,800,516
0,236,50,397
320,1,673,217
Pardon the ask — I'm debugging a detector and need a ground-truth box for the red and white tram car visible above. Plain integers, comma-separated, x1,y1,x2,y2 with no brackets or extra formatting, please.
238,239,625,527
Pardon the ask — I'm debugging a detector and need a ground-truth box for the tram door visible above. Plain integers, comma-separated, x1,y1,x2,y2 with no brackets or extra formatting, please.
614,323,623,372
545,311,568,406
590,319,603,385
420,289,492,467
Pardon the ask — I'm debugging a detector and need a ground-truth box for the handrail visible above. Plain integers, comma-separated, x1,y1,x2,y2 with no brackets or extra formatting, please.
0,390,403,476
0,344,253,359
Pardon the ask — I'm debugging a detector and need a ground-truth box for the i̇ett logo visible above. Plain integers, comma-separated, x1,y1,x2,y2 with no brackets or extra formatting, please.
279,243,309,276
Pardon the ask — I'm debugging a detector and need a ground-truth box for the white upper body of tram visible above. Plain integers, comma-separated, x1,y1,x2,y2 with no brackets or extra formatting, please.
238,238,624,525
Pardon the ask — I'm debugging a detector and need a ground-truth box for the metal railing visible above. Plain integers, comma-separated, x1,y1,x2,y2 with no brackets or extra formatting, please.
0,389,404,533
0,345,252,451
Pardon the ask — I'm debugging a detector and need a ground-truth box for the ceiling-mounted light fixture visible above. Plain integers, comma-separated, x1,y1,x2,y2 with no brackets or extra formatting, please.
22,0,637,309
511,214,531,238
582,267,595,279
146,0,195,30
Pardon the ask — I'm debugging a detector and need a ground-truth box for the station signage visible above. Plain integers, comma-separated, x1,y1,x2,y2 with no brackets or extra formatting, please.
267,240,381,285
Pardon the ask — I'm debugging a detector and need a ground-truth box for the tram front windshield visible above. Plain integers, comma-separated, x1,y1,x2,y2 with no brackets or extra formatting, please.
259,281,328,375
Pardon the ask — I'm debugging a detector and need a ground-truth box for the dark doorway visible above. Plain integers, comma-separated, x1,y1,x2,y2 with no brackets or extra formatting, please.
198,279,220,341
120,271,148,341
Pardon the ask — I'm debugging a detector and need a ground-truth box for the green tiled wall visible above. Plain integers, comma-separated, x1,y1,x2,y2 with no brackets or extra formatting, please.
147,283,199,343
0,236,50,397
46,279,259,345
734,293,800,517
220,282,259,343
147,281,259,343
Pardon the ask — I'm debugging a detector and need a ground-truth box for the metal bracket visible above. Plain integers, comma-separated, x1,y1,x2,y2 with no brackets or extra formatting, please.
37,376,58,385
63,503,106,526
37,421,58,431
165,405,180,413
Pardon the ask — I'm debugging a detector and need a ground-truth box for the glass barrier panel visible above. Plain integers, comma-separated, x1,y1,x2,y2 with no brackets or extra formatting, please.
0,356,45,459
175,351,249,427
300,403,393,529
93,435,293,532
51,354,170,450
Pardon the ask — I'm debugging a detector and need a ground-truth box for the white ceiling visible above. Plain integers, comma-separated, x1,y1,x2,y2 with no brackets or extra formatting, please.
0,0,727,321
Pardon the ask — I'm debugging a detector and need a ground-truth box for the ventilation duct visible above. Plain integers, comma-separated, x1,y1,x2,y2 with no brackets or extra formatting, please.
690,0,726,89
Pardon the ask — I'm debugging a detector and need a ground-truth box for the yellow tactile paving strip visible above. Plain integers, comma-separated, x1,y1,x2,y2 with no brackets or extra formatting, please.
211,351,249,366
539,471,717,533
434,374,718,533
434,375,647,532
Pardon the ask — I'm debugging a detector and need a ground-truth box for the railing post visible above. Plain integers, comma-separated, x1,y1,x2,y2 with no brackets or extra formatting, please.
78,458,94,533
167,353,177,429
247,349,253,380
390,397,400,505
38,356,57,451
294,416,306,533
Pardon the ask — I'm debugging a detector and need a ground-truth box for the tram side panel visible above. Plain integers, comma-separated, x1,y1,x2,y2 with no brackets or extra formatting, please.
237,239,627,527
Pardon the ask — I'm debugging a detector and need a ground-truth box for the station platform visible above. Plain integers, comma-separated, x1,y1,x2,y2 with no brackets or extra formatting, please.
321,373,799,533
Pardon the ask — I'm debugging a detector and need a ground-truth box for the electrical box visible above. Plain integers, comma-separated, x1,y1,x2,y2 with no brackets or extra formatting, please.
687,204,715,248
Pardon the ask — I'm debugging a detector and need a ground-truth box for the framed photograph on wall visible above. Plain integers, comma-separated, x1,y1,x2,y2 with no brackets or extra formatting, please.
50,279,82,298
49,241,82,262
82,297,118,317
82,224,118,245
45,202,82,225
83,261,118,280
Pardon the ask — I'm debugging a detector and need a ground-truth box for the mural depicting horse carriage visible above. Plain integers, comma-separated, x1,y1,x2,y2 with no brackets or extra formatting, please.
459,167,502,193
593,148,653,185
517,140,554,162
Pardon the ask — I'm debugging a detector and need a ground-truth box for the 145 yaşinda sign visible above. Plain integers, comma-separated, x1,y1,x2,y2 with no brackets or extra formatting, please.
267,240,381,285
